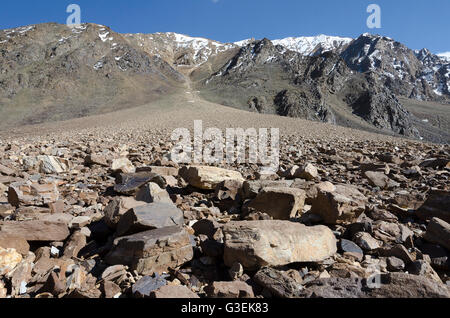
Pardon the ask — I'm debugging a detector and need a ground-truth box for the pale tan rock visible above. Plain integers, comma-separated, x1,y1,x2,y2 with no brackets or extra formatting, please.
111,157,135,174
179,166,244,190
294,163,319,181
205,281,254,298
223,221,337,270
151,285,199,298
38,155,69,174
0,247,22,275
135,182,173,204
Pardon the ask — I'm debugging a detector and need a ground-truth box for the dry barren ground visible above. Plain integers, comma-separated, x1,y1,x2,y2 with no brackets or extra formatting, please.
0,88,449,299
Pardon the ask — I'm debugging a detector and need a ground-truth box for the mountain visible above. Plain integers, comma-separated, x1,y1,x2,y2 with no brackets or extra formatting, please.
124,32,237,66
195,38,421,138
341,34,450,101
0,23,185,127
438,52,450,61
0,22,449,142
272,35,352,56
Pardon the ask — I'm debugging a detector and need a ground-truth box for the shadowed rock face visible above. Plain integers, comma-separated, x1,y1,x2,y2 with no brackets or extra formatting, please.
1,23,449,141
341,34,450,101
300,273,450,298
198,39,423,139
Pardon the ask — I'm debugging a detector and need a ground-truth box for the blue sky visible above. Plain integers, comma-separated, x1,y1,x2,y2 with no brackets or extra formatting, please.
0,0,449,54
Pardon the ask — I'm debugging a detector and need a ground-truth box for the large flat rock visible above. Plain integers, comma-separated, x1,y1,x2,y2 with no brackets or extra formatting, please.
0,220,70,242
116,202,184,236
106,226,193,275
179,166,244,190
223,220,337,270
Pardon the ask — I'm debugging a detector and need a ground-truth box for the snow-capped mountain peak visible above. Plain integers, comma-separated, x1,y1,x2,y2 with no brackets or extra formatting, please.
125,32,237,65
271,35,353,56
234,34,352,56
438,52,450,62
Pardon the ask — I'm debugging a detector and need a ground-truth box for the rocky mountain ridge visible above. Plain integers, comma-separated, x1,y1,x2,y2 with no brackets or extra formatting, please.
0,23,449,143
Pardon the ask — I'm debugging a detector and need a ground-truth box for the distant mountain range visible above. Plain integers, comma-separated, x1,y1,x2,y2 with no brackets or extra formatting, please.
0,23,449,142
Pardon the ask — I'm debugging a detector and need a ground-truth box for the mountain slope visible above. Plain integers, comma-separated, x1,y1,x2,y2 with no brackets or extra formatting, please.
0,23,449,143
195,38,423,139
125,32,237,66
0,23,185,127
341,34,450,101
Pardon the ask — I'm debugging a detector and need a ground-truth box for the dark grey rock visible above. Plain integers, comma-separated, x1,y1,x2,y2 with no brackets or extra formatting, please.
253,267,303,298
116,202,183,236
132,274,167,298
339,239,364,256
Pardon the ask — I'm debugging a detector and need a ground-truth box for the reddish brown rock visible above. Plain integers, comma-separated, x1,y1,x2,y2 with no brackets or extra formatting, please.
0,221,70,242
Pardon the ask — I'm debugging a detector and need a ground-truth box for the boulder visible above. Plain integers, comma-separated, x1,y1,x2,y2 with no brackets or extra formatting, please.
223,221,337,270
204,281,254,298
310,184,367,224
84,154,108,167
339,239,364,258
111,157,135,174
386,257,405,272
179,166,244,190
246,187,306,220
377,244,415,264
114,172,166,195
370,273,450,298
0,247,22,276
300,273,450,298
364,171,399,189
151,285,199,298
135,183,172,204
416,190,450,223
132,274,167,298
353,232,381,251
103,197,147,229
0,221,70,242
294,163,319,181
38,156,70,174
424,218,450,251
63,231,87,259
101,281,122,298
8,181,59,207
106,226,193,275
240,180,294,200
253,267,303,298
116,202,184,236
0,234,30,255
0,164,14,176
